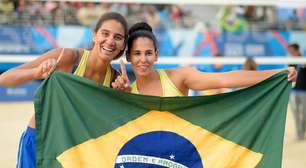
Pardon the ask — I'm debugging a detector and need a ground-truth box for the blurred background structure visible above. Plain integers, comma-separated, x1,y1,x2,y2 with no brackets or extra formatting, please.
0,0,306,167
1,0,306,96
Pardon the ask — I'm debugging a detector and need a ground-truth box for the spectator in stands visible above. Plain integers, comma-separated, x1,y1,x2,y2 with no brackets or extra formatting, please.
169,5,184,28
28,1,47,25
0,0,15,24
99,3,112,15
0,0,14,14
77,2,110,27
125,3,144,25
52,2,66,25
57,2,79,25
43,1,57,25
157,5,172,29
144,5,161,30
15,0,31,25
110,3,128,16
217,6,247,33
243,57,257,71
1,1,192,29
288,43,306,140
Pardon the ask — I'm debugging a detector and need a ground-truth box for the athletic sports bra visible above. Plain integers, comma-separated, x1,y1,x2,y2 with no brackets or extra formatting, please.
73,49,112,87
131,69,184,97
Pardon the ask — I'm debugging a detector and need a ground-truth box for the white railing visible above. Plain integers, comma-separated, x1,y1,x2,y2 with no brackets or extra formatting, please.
41,0,306,7
1,55,306,65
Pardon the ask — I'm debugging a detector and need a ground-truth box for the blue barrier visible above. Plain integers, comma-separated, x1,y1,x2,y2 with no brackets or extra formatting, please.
1,26,306,57
0,81,41,101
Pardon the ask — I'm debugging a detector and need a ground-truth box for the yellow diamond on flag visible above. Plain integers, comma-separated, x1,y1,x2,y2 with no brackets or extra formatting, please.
57,110,262,168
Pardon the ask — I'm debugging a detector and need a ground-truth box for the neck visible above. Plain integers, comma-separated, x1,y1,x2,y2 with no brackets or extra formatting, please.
135,70,160,88
87,50,110,74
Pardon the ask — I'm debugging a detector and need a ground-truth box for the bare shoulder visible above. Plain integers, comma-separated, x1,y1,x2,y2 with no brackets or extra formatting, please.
164,67,196,82
166,66,198,76
57,48,79,63
56,48,84,72
164,67,196,94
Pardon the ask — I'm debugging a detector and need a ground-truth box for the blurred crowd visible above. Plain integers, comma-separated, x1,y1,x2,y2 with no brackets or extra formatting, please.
217,5,306,32
0,0,191,29
1,0,306,31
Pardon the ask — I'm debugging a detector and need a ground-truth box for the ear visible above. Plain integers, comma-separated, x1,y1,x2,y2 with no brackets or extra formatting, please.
93,31,98,43
126,53,131,62
154,50,159,62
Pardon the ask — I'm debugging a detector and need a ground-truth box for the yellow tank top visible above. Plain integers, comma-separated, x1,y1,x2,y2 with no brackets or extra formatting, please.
131,69,184,97
73,49,112,87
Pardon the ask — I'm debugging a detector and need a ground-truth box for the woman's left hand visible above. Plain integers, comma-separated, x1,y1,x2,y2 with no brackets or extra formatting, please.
286,66,297,82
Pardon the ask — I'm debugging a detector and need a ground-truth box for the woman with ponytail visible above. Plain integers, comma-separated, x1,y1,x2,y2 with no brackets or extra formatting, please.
112,22,297,97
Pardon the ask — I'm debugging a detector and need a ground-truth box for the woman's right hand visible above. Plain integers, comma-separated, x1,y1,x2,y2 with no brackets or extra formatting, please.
33,58,58,79
112,59,131,92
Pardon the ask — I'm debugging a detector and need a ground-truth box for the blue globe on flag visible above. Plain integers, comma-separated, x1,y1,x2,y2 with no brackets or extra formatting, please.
115,131,204,168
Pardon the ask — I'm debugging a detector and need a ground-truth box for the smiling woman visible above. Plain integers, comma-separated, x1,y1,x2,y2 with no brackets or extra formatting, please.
112,22,297,97
0,12,128,168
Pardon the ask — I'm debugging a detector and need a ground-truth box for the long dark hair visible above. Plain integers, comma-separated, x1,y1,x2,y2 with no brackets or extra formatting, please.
126,22,158,61
91,12,128,59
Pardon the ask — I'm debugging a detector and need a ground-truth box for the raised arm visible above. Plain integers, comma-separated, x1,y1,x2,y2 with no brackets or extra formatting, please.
0,48,76,86
180,67,296,91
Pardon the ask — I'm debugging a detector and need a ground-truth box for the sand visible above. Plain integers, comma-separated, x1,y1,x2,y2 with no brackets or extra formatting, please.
0,102,305,167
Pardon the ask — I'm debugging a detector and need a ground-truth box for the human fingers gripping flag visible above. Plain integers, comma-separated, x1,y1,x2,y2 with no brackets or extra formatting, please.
35,71,290,168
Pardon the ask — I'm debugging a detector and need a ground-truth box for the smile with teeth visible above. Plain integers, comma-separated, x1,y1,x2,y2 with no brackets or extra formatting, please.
137,65,149,70
100,46,115,53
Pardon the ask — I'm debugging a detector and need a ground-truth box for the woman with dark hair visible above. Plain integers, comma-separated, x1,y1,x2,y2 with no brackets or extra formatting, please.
243,57,257,71
112,22,296,97
0,12,128,167
288,43,306,140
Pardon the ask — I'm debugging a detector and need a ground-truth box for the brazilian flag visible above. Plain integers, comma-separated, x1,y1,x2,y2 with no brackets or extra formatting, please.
35,71,291,168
